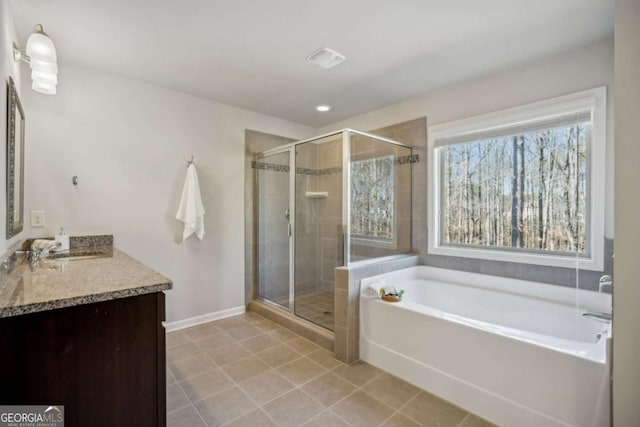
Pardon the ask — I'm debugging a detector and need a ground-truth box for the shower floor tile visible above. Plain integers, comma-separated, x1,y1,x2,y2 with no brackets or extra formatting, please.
167,312,496,427
293,291,335,331
271,290,335,331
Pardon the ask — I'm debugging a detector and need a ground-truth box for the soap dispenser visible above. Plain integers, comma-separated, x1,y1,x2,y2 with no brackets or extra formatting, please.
55,227,70,252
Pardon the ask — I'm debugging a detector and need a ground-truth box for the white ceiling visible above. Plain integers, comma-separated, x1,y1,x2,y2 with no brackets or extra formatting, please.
11,0,613,127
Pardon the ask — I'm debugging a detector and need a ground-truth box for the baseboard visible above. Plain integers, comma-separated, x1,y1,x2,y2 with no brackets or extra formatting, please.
164,306,246,332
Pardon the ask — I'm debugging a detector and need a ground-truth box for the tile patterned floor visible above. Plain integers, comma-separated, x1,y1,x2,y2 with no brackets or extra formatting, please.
274,291,335,331
166,312,495,427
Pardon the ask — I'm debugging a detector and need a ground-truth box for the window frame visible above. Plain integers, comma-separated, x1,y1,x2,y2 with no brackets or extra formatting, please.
427,87,607,271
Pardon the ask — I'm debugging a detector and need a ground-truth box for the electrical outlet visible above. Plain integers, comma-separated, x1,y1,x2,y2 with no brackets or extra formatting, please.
31,210,46,228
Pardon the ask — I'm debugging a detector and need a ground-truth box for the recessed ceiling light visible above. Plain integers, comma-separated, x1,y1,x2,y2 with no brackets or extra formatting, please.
315,104,332,112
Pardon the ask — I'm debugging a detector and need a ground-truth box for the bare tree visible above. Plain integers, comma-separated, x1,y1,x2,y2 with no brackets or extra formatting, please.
442,123,587,254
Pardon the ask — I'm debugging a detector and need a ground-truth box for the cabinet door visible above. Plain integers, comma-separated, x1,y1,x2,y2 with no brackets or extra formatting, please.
0,293,166,427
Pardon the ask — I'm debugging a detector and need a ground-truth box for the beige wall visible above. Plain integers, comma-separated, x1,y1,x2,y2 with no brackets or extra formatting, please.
613,0,640,425
319,39,615,239
319,41,615,290
22,63,314,324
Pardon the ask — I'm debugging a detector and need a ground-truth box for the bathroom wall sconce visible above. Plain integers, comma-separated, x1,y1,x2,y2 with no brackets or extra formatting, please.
13,24,58,95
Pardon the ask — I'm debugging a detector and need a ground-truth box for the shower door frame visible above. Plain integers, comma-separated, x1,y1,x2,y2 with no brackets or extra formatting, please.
255,148,296,310
256,129,413,317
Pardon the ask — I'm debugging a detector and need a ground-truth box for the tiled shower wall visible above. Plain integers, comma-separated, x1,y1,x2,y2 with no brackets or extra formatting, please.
315,139,343,294
292,138,345,299
293,142,318,297
246,132,345,310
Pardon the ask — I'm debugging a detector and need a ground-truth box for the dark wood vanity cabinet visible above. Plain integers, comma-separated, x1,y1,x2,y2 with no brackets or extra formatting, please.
0,292,167,427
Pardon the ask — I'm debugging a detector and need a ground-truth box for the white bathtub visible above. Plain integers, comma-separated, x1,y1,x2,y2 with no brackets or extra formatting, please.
360,266,611,427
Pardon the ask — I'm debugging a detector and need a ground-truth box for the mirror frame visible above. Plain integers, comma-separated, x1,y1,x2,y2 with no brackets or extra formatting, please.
6,76,25,239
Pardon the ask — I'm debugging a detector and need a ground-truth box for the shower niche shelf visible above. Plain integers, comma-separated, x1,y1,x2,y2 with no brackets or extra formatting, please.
305,191,329,199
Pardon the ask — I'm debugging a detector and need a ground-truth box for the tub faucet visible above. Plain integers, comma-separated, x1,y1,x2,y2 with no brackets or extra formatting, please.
583,311,611,322
599,275,613,293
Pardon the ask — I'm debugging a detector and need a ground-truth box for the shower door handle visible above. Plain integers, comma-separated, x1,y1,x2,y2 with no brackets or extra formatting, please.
285,209,291,236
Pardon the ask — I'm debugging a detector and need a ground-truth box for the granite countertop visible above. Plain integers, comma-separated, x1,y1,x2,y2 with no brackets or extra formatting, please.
0,247,172,318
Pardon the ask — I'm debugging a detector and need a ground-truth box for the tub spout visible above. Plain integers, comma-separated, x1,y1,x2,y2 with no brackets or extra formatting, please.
599,275,612,293
583,311,611,322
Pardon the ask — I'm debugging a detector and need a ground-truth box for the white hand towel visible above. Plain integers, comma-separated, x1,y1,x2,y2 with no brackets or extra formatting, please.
176,164,206,241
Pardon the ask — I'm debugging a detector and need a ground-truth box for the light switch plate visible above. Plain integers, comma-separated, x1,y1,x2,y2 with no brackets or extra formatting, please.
30,210,46,228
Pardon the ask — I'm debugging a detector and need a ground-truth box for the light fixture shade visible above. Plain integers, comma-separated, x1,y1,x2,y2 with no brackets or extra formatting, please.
26,31,57,62
32,70,58,85
23,24,59,95
32,79,56,95
30,58,58,74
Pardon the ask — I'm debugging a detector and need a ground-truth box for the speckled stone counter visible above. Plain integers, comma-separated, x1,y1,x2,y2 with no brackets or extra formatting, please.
0,247,172,318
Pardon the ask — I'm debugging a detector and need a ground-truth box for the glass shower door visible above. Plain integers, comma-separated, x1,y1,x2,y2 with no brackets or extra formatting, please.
257,151,292,309
294,137,343,331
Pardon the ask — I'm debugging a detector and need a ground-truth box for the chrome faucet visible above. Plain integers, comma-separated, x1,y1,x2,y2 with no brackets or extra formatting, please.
583,311,612,322
599,275,613,293
15,249,43,267
27,250,42,263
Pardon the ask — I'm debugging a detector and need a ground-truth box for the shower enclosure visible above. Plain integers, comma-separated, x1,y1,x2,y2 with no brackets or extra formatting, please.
256,129,413,331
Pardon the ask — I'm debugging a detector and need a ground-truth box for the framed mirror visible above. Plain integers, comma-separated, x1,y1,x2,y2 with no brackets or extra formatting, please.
6,76,24,239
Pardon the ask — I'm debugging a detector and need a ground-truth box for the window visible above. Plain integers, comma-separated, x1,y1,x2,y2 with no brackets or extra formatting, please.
350,155,394,240
428,88,606,270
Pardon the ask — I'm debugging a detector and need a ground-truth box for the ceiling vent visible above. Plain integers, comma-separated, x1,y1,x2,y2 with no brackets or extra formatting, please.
306,47,346,69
